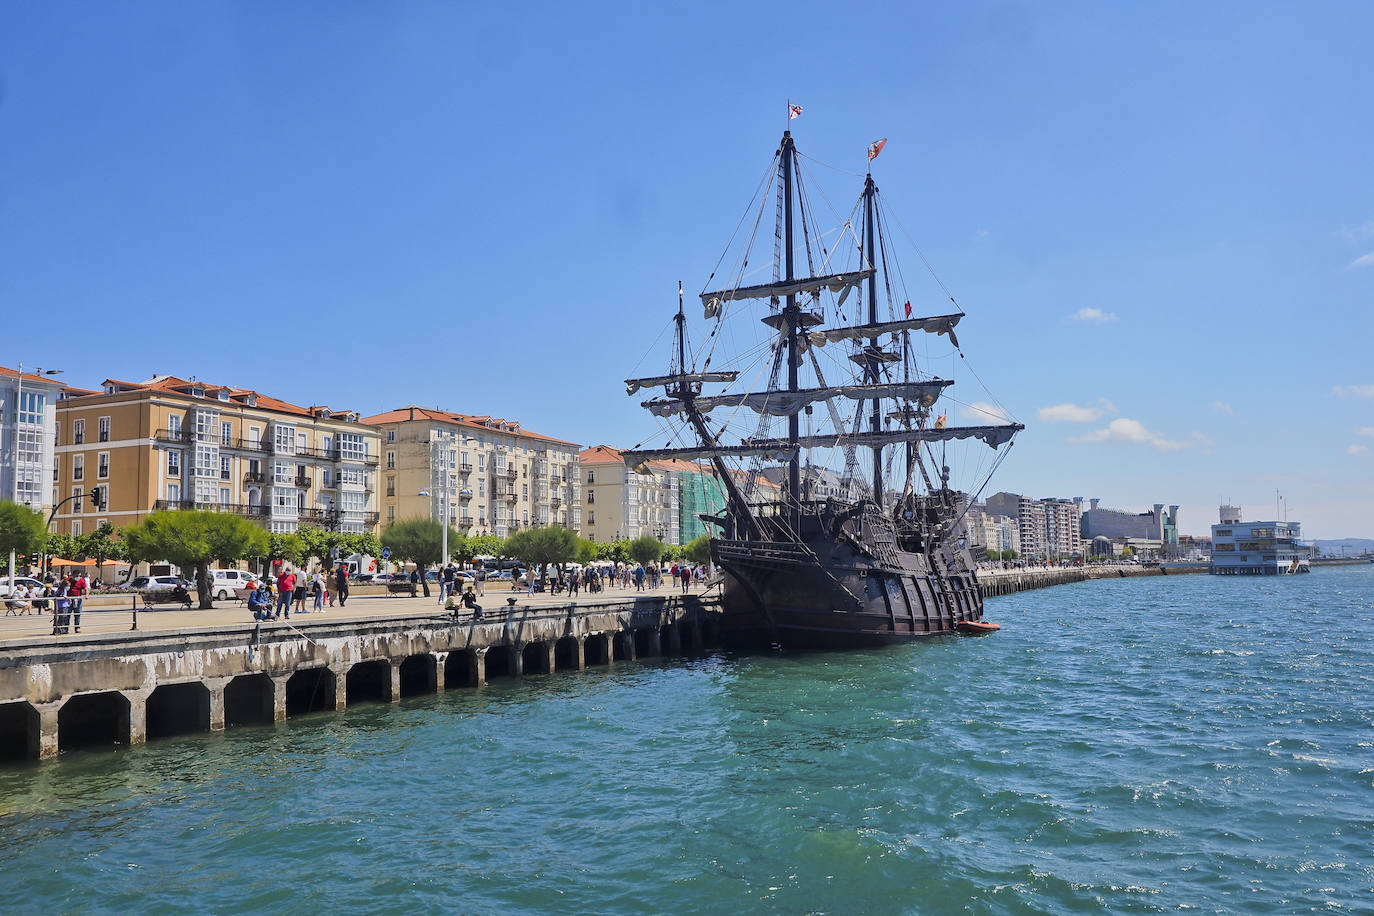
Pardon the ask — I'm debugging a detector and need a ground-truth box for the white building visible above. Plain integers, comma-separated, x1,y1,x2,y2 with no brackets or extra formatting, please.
2,365,64,514
1210,505,1311,575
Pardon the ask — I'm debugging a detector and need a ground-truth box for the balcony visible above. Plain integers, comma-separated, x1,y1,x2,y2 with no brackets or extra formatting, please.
294,475,311,488
459,462,472,472
550,497,562,508
226,438,269,453
154,428,192,444
244,471,266,484
153,499,268,517
458,518,474,528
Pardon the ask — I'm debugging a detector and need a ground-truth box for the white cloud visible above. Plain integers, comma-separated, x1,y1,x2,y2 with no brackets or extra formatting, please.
1358,427,1374,438
1211,400,1233,414
1038,402,1104,423
1348,444,1369,455
1351,252,1374,269
1332,384,1374,398
1069,307,1118,323
964,401,1013,424
1069,417,1202,451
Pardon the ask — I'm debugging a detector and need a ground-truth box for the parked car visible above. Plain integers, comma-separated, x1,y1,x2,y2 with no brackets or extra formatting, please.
128,575,193,592
0,576,46,598
490,570,514,581
371,573,397,583
210,569,256,600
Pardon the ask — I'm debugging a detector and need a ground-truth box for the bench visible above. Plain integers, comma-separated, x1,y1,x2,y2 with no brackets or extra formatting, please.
386,580,417,597
139,591,194,610
232,587,255,606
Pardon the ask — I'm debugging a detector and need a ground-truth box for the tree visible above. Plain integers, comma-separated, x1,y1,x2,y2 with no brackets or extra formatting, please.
267,532,306,574
78,521,127,578
596,539,630,564
381,518,457,597
683,534,711,566
628,534,666,568
468,534,507,567
576,537,598,566
123,510,269,608
0,500,47,582
504,526,579,586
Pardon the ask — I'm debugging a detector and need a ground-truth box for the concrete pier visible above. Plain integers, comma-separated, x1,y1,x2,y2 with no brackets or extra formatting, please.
0,593,715,763
979,563,1205,597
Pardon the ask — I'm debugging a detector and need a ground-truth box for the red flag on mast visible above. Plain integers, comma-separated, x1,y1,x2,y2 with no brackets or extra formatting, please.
867,138,887,161
904,301,912,318
788,104,803,120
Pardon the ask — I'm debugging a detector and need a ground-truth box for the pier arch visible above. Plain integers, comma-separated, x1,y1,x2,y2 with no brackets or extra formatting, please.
346,660,393,705
58,691,131,753
521,642,549,675
485,645,515,679
554,636,580,670
0,701,39,762
285,668,336,717
399,655,437,697
584,633,610,666
612,631,634,662
224,674,274,728
444,649,479,688
146,682,210,741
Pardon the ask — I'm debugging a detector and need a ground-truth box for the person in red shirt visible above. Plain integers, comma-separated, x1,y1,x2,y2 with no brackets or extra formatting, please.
69,573,88,632
275,568,296,619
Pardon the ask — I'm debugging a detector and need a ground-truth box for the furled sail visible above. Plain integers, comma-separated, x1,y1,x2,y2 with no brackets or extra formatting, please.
806,313,963,351
640,380,952,418
701,269,875,318
624,371,739,395
623,422,1023,463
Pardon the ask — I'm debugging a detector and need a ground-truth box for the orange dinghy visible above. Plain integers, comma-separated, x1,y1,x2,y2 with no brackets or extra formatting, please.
956,620,1001,635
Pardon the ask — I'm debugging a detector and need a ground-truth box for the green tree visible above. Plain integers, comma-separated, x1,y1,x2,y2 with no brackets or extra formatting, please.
628,534,666,568
576,537,598,566
468,534,506,566
504,526,579,586
78,521,127,578
596,539,630,564
683,534,711,566
1,500,47,583
123,510,269,608
381,518,457,597
267,532,306,573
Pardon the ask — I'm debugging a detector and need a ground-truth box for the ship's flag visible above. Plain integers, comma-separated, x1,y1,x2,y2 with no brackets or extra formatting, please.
935,413,947,429
904,301,912,318
788,104,803,120
867,137,887,161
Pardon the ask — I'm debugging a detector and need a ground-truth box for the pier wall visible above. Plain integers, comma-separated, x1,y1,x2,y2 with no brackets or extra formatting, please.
0,595,715,763
979,564,1204,597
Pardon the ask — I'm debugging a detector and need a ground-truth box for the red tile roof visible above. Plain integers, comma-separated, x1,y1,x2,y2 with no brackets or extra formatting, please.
362,406,579,447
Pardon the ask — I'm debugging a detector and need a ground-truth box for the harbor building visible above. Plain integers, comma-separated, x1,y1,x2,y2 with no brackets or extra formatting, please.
984,492,1082,561
1077,498,1180,551
363,407,580,538
1,365,64,515
53,376,381,536
1209,505,1311,575
965,507,1020,556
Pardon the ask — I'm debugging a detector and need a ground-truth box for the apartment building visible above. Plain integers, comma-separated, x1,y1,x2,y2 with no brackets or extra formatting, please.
363,407,580,537
1,365,64,514
578,446,679,545
52,376,381,536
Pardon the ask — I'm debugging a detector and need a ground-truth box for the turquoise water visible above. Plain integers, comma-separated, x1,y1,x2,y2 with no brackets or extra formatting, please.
1,567,1370,914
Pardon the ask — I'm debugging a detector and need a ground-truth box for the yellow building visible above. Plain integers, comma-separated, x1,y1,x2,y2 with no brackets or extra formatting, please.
362,406,580,537
53,376,381,536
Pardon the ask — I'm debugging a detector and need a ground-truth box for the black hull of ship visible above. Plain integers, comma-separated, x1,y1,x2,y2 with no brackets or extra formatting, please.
710,516,985,652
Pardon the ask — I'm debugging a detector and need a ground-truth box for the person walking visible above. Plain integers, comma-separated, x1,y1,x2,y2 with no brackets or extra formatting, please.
52,578,72,635
680,564,692,593
335,564,349,607
293,571,308,614
70,572,87,632
275,567,295,619
311,571,325,612
440,563,455,605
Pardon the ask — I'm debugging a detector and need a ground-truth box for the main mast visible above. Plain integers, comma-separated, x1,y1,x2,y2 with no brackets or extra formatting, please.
782,130,801,533
864,172,881,508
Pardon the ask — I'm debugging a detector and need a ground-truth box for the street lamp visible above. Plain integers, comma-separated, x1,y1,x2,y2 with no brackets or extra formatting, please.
9,364,61,591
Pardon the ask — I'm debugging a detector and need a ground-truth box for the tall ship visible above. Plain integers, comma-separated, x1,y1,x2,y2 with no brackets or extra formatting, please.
623,126,1023,650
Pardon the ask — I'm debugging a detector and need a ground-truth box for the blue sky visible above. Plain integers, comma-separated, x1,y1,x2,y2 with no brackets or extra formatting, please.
2,2,1371,537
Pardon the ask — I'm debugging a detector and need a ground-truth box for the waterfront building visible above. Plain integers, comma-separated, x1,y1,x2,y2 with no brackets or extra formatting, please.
1,365,64,514
53,376,381,536
579,445,679,545
964,506,1020,556
362,407,580,538
1210,504,1311,575
982,492,1083,561
1076,498,1180,550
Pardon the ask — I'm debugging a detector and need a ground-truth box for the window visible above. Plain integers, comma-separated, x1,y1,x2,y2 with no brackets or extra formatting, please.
98,416,111,442
386,430,395,443
274,461,292,483
249,426,262,445
387,506,396,524
53,457,59,483
386,450,396,469
70,520,81,537
73,455,85,481
275,424,296,454
522,483,528,500
167,482,181,502
168,414,181,436
298,433,307,452
73,419,85,444
588,511,595,525
97,452,109,479
167,450,181,476
221,421,233,445
478,479,485,497
220,456,231,480
587,490,595,504
478,454,485,472
55,421,60,445
386,476,396,497
72,487,84,514
220,487,231,507
587,470,595,484
337,432,366,461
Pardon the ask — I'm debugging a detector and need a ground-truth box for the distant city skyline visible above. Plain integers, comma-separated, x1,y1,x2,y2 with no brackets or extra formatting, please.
2,3,1370,538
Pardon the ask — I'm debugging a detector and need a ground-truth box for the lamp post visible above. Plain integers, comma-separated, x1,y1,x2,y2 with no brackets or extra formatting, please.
9,364,61,591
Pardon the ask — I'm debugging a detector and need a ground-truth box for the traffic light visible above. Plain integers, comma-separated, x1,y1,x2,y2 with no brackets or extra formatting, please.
89,488,103,511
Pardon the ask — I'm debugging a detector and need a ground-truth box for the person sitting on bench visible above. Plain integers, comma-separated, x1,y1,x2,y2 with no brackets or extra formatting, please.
461,587,483,619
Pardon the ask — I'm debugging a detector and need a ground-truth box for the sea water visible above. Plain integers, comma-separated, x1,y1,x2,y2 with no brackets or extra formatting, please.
0,567,1370,914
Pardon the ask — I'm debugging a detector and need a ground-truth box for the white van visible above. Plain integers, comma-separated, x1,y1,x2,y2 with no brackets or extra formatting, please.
210,569,257,600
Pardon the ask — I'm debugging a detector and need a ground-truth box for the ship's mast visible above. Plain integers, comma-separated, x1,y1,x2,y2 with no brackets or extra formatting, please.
864,172,882,508
782,130,801,533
